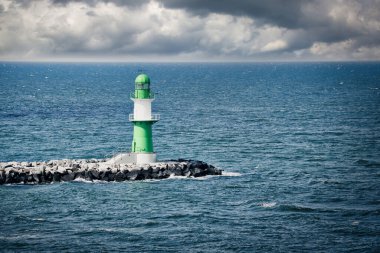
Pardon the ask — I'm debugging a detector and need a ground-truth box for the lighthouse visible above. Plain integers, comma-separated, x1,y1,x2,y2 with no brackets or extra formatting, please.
129,74,159,163
107,73,159,165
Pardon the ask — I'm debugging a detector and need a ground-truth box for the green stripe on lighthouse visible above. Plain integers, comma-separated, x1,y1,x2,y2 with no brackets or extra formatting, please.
132,122,153,152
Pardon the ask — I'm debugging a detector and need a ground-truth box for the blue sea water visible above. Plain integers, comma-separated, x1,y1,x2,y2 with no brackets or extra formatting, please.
0,62,380,252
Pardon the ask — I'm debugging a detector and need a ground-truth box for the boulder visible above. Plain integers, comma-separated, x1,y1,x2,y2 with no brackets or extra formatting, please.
5,172,14,184
115,172,126,182
158,169,170,179
89,169,100,179
19,172,27,183
192,167,207,177
107,172,115,181
32,173,42,183
61,172,75,182
126,169,139,180
27,174,35,183
84,170,93,181
99,171,111,181
53,172,61,182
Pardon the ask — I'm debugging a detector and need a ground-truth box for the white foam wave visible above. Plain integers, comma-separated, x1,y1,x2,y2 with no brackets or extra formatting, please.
73,177,92,183
192,175,215,180
167,174,217,180
0,234,40,240
32,218,45,221
222,171,242,177
73,178,109,184
259,202,277,208
168,174,187,179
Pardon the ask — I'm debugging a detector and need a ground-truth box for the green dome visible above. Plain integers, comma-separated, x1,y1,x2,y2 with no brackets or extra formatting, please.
135,74,150,84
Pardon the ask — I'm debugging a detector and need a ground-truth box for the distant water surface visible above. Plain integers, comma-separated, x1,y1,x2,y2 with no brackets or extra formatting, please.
0,62,379,252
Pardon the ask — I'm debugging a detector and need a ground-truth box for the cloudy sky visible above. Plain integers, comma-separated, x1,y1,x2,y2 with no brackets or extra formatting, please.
0,0,379,61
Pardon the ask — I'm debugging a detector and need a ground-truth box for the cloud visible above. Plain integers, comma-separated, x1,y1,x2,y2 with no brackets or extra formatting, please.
157,0,322,29
0,0,379,61
159,0,380,55
50,0,150,7
261,40,287,52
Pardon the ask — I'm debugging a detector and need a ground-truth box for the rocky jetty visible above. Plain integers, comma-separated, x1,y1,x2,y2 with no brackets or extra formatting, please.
0,159,222,185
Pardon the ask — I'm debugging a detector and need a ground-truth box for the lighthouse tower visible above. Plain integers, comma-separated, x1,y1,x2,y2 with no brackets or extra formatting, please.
107,73,159,165
129,74,159,163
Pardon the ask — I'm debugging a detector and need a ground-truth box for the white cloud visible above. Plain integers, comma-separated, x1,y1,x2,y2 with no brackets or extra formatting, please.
0,0,379,61
261,40,287,52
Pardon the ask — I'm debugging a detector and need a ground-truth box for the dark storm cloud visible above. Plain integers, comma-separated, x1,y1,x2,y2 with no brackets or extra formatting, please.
156,0,327,29
48,0,325,29
158,0,380,52
45,0,379,56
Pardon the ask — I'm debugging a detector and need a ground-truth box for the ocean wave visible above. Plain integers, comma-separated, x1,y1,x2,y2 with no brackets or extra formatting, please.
32,218,46,221
259,202,277,208
278,204,315,212
308,178,343,185
167,174,189,180
168,174,218,180
354,159,380,168
221,171,242,177
72,178,112,184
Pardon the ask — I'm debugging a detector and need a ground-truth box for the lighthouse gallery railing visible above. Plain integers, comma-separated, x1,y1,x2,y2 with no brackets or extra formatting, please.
130,92,155,99
129,114,160,121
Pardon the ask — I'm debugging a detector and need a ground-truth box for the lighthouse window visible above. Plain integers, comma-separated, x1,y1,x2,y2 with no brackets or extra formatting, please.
135,83,149,89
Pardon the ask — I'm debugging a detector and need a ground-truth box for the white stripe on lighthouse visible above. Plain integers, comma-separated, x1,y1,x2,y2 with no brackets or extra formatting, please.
133,99,153,120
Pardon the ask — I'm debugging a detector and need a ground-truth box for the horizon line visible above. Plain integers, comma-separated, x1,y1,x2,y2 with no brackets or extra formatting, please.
1,59,380,64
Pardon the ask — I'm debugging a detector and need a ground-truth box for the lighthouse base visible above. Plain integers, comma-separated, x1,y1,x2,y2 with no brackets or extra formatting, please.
106,152,157,165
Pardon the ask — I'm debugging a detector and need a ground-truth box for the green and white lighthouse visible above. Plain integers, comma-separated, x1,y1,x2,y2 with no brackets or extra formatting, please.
107,73,159,165
129,74,159,163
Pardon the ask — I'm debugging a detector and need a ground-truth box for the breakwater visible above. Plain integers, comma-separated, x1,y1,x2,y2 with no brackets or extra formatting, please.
0,159,222,184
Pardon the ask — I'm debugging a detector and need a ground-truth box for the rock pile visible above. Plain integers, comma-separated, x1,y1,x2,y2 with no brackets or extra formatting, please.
0,159,222,184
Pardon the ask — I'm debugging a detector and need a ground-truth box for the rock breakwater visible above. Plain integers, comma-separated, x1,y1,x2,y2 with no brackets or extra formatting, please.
0,159,222,184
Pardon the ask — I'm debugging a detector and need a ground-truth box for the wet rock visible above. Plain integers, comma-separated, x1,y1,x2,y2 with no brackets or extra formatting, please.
135,169,146,180
45,171,53,182
0,174,5,185
83,170,93,181
126,169,139,180
158,169,170,179
32,173,41,183
99,170,111,181
192,167,207,177
89,169,100,180
61,172,75,181
19,172,27,183
53,172,61,182
27,174,35,183
115,172,126,182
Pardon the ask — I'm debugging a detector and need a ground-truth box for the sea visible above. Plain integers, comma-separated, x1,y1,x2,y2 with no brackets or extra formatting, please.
0,62,379,252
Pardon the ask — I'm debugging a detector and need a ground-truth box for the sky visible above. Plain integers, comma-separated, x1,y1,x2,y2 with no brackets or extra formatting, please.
0,0,379,62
